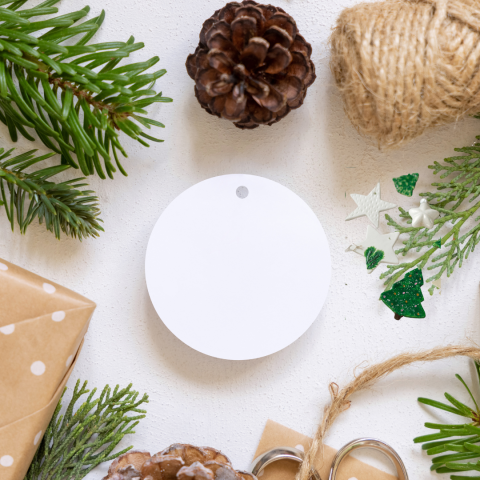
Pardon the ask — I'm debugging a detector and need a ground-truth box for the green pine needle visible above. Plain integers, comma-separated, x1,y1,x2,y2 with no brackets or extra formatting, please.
25,380,149,480
414,361,480,478
380,130,480,291
0,147,103,239
0,0,172,179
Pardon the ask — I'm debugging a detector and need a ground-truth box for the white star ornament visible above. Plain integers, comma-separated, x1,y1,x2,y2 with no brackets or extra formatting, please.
409,199,439,229
346,225,400,265
346,183,397,227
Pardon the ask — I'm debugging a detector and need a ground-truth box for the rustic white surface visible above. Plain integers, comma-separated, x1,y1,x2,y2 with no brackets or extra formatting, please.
1,0,479,478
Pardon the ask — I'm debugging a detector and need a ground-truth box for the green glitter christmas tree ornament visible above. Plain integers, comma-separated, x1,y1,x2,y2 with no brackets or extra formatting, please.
364,246,384,272
433,239,442,248
393,173,419,196
380,268,426,320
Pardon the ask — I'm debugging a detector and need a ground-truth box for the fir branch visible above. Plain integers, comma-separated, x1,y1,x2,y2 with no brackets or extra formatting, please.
414,361,480,478
0,0,172,179
25,380,149,480
380,134,480,291
0,147,103,239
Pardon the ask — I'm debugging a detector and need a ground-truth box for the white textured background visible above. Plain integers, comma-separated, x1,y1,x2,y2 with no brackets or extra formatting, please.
1,0,480,478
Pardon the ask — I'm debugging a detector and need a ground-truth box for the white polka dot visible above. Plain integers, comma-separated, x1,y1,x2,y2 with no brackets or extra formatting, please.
0,455,13,467
348,478,358,480
295,444,305,452
34,431,43,446
43,283,56,294
31,361,46,376
66,355,74,368
0,324,14,335
0,263,8,271
51,311,65,322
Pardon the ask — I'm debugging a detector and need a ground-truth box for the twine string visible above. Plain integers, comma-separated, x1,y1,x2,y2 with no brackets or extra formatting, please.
297,345,480,480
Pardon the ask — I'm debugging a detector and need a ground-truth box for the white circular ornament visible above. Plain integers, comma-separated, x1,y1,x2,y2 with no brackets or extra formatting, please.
146,174,331,360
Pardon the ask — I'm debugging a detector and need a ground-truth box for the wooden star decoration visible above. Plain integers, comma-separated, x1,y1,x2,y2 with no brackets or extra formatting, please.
346,183,396,227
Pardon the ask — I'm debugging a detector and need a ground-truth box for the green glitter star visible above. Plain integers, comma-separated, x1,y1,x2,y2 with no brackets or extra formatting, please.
380,268,426,320
393,173,419,197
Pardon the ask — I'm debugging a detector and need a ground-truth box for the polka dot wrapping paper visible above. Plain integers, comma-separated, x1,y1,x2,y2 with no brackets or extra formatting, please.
0,258,96,480
253,420,397,480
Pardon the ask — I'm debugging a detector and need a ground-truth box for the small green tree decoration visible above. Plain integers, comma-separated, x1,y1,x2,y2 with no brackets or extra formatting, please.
393,173,419,197
380,134,480,294
380,267,426,320
0,0,172,179
414,361,480,479
0,147,102,239
25,380,148,480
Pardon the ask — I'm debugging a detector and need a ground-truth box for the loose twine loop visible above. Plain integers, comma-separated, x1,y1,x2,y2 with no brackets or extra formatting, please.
330,0,480,149
297,345,480,480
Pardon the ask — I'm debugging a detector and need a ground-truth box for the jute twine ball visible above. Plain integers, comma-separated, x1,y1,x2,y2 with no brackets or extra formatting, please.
330,0,480,149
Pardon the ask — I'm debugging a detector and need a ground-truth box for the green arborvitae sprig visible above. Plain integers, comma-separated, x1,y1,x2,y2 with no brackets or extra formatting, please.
414,361,480,479
0,147,103,239
25,380,149,480
0,0,172,179
380,133,480,293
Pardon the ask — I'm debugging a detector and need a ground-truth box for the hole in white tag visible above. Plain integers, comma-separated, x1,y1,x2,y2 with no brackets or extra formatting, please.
236,186,249,199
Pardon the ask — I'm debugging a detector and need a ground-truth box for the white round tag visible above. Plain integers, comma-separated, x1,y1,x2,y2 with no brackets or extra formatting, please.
145,174,331,360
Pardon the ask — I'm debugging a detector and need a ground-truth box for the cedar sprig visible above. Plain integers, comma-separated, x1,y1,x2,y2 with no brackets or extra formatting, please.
0,0,172,179
414,361,480,479
25,380,149,480
380,135,480,293
0,147,102,239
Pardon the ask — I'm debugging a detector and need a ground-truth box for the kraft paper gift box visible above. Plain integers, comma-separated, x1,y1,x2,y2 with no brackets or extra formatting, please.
253,420,397,480
0,257,96,480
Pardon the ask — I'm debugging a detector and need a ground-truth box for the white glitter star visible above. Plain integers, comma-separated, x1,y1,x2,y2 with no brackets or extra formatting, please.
346,183,396,227
347,225,400,265
409,199,439,229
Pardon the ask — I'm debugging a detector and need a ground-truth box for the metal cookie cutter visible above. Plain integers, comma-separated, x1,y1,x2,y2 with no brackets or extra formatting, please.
249,446,321,480
249,438,408,480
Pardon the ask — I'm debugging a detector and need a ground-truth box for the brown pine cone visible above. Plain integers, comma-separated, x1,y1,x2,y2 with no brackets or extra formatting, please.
103,444,258,480
186,0,316,129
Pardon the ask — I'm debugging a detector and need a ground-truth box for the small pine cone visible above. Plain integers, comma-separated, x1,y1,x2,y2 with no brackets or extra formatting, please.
104,444,258,480
186,0,316,129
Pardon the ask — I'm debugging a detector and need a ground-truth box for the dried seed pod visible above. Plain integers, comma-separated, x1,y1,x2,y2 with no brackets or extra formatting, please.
104,451,152,480
177,462,214,480
104,446,256,480
203,461,245,480
141,455,185,480
160,444,231,466
186,0,315,129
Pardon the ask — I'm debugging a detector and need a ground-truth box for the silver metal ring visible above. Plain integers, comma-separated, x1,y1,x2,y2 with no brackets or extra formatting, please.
248,439,407,480
329,438,408,480
249,447,321,480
